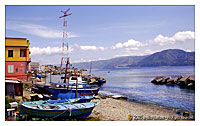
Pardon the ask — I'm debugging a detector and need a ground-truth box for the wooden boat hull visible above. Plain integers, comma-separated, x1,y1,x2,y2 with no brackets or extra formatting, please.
44,86,100,98
20,105,94,118
20,102,98,119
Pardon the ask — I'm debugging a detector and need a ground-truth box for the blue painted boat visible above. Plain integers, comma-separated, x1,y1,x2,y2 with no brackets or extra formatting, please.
20,101,99,119
57,93,95,103
22,98,80,105
35,82,100,98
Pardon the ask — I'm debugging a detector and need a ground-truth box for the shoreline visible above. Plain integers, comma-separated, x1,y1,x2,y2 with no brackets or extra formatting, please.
126,98,195,115
20,90,194,121
98,91,195,114
90,95,195,121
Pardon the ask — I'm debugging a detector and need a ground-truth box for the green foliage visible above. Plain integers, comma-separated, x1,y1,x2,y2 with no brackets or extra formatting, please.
23,84,29,90
5,96,15,118
5,96,15,109
16,116,19,121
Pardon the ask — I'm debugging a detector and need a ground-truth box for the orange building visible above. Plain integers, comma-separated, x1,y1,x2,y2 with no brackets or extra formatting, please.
5,37,31,81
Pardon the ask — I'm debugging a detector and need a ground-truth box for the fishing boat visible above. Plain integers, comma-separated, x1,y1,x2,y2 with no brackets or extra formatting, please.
58,93,95,103
69,76,86,84
33,75,100,99
20,101,99,119
32,82,97,101
23,98,80,105
44,82,100,98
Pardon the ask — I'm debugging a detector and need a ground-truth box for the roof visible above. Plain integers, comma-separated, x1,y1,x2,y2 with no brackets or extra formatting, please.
6,37,27,40
5,80,21,83
5,77,21,82
5,37,29,47
7,109,15,111
30,62,40,66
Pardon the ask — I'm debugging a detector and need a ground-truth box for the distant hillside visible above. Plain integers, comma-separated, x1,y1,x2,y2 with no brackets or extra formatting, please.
72,55,148,69
137,49,195,67
72,49,195,69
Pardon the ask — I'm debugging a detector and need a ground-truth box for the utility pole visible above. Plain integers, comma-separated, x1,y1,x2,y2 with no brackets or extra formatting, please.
59,8,72,83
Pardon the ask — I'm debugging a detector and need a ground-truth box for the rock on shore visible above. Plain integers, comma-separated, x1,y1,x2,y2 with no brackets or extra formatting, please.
151,75,195,89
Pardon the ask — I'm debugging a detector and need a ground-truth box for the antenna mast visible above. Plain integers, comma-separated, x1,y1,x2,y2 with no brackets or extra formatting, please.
59,8,72,83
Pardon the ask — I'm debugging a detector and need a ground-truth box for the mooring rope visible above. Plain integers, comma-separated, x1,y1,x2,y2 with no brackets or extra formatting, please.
51,107,72,119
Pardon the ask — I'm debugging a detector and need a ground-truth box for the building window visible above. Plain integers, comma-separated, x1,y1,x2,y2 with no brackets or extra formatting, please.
8,65,14,73
8,50,13,57
24,62,28,74
20,49,26,57
20,68,23,72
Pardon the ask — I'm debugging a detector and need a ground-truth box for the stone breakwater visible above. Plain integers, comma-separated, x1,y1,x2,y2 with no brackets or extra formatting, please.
151,75,195,89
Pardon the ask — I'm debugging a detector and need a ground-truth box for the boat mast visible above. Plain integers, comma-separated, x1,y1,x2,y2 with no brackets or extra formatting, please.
89,62,92,75
59,8,72,83
74,69,78,99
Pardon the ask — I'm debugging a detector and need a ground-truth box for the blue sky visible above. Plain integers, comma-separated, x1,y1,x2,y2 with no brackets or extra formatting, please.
6,5,195,65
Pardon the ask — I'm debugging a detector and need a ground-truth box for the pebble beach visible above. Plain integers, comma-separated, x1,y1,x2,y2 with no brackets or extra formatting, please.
13,90,194,121
90,95,193,121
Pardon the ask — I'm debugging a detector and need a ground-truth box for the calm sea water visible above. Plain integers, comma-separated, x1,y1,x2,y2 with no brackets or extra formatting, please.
48,66,195,112
90,66,195,112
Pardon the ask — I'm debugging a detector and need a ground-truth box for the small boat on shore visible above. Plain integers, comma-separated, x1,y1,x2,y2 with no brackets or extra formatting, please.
20,101,99,119
111,95,128,100
57,93,95,103
23,98,81,105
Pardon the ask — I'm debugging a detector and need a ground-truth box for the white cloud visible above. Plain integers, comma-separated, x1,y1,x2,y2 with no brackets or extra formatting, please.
72,57,107,63
143,49,164,55
30,44,105,56
28,30,194,64
113,54,131,58
7,16,50,21
123,39,143,47
116,49,163,57
97,57,105,60
79,45,105,51
98,47,105,51
151,34,175,46
30,46,74,56
112,39,145,50
6,21,79,38
114,43,123,48
73,58,92,63
183,49,193,52
173,31,194,42
30,46,61,55
150,31,194,46
125,47,139,51
144,49,155,55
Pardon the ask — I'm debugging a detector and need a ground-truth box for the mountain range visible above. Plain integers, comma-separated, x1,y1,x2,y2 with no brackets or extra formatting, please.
72,49,195,69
